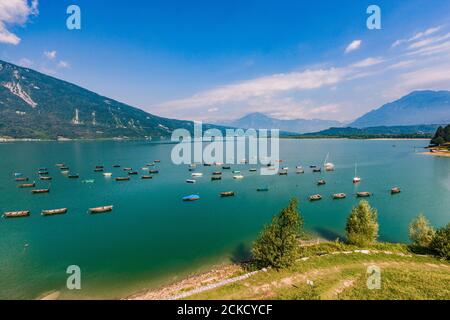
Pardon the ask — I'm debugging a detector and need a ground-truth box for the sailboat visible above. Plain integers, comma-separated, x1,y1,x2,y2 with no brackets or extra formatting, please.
353,162,361,183
324,153,335,171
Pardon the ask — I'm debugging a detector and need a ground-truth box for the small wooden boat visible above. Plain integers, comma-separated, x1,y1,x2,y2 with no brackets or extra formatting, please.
19,182,35,188
212,171,222,175
123,167,133,171
41,208,67,216
249,168,257,172
233,175,244,179
32,189,50,194
3,211,30,218
192,173,203,177
141,175,153,180
113,165,121,168
333,193,346,199
103,172,113,177
89,205,113,214
116,177,130,181
128,171,139,175
317,179,326,186
15,177,29,182
309,194,322,201
220,191,235,197
257,187,269,192
356,192,371,198
222,166,231,170
391,187,401,194
211,176,222,181
38,171,49,175
186,179,196,184
149,170,159,174
40,176,52,181
183,195,200,202
68,174,79,179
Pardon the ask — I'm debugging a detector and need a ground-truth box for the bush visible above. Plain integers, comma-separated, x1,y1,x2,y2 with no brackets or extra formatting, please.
430,223,450,260
409,214,435,248
252,198,303,269
345,200,379,246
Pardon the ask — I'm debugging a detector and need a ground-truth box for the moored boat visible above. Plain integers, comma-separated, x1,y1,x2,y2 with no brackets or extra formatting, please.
312,167,322,173
249,168,257,172
353,162,361,183
115,177,130,181
68,174,79,179
212,171,222,175
41,208,67,216
89,205,113,214
211,176,222,181
154,160,161,163
356,192,371,198
128,171,139,175
94,168,104,172
309,194,322,201
186,179,196,184
220,191,235,197
257,187,269,192
40,176,52,181
192,173,203,177
32,189,50,194
3,211,30,218
18,182,35,188
113,165,121,168
232,170,241,174
391,187,401,194
82,179,95,184
278,170,288,176
103,172,113,177
38,171,49,175
141,175,153,180
333,193,347,199
123,167,133,171
183,195,200,202
296,168,305,174
317,179,326,186
149,170,159,174
233,175,244,179
15,177,29,182
222,165,231,170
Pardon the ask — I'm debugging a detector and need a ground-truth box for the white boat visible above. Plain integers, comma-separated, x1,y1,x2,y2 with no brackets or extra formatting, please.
103,172,113,177
324,153,335,171
142,167,150,171
282,167,289,171
191,173,203,177
233,175,244,179
353,162,361,183
186,179,196,184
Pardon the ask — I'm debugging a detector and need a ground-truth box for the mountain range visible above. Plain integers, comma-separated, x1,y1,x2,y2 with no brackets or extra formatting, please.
222,112,342,134
0,60,223,140
0,59,449,139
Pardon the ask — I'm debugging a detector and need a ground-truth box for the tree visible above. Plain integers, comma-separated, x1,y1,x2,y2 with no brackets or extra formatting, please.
409,214,435,248
346,200,379,246
252,198,304,269
430,223,450,260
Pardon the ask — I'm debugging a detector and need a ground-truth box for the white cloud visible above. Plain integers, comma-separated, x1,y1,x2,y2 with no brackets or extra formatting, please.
57,60,70,68
391,26,442,49
351,57,385,68
0,0,38,45
18,57,33,67
345,40,362,53
44,50,57,60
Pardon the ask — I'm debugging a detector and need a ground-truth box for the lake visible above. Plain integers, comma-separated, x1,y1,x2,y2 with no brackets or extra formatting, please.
0,139,449,299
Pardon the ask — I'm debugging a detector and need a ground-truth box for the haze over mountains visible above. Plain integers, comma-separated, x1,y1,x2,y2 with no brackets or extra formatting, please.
0,59,449,139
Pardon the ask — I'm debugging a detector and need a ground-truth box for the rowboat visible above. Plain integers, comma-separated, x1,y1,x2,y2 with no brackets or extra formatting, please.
233,175,244,179
32,189,50,194
103,172,113,177
141,175,153,180
212,171,222,175
68,174,79,179
257,187,269,192
220,191,235,197
222,166,231,170
19,182,35,188
40,176,52,181
3,211,30,218
186,179,196,184
192,173,203,177
38,171,49,175
116,177,130,181
123,167,133,171
149,170,159,174
15,177,29,182
391,187,401,194
211,176,222,181
183,195,200,202
89,205,113,214
309,194,322,201
113,165,121,168
356,192,371,198
41,208,67,216
333,193,346,199
317,179,326,186
128,171,139,175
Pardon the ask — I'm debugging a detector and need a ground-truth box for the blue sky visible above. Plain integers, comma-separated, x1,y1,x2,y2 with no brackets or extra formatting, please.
1,0,450,123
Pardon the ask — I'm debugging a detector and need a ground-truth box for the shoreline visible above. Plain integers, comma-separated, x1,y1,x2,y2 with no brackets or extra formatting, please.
421,151,450,158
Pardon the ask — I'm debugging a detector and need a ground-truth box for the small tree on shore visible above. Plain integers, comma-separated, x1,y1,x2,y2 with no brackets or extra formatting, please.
409,214,435,248
252,198,304,269
346,200,379,246
430,223,450,260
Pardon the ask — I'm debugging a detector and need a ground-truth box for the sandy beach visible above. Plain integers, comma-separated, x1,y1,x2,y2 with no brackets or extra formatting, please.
421,151,450,158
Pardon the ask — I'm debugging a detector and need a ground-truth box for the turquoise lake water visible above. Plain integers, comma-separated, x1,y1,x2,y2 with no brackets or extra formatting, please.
0,139,449,299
